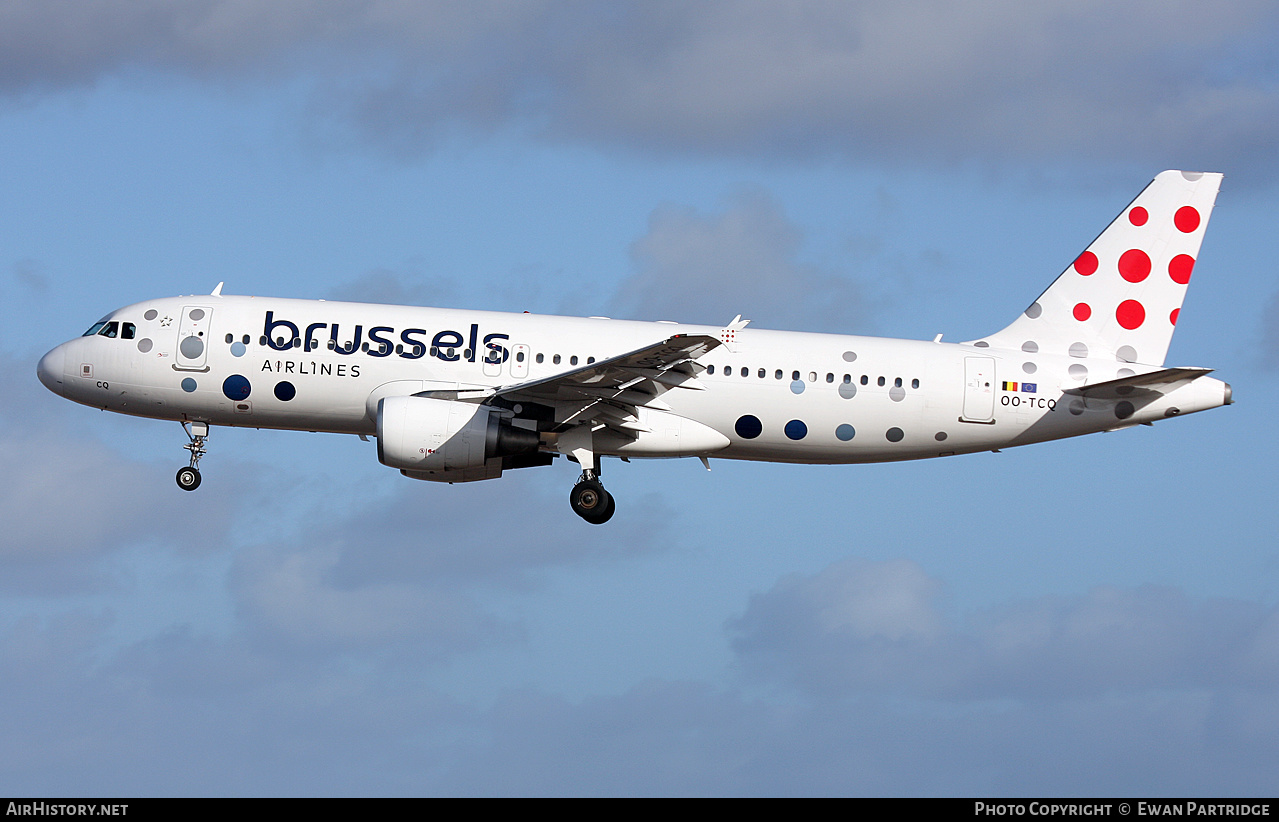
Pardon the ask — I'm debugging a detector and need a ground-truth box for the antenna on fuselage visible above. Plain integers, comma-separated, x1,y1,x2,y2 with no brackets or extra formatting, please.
211,282,224,297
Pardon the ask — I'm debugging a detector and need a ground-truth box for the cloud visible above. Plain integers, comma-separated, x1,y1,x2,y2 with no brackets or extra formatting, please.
221,468,674,654
729,557,1279,701
4,554,1279,794
4,1,1278,168
610,190,871,332
327,266,456,307
0,352,248,594
12,258,48,293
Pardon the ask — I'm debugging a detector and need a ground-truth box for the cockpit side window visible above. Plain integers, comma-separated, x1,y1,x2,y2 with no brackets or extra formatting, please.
121,323,136,340
83,322,107,337
98,321,119,338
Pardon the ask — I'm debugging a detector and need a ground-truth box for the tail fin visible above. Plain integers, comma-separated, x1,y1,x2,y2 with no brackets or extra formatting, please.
975,170,1222,366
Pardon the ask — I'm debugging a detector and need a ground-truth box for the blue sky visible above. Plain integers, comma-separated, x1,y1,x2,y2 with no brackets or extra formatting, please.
3,1,1279,796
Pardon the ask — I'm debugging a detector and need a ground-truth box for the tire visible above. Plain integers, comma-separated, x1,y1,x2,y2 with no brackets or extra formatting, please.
570,480,614,524
176,466,201,491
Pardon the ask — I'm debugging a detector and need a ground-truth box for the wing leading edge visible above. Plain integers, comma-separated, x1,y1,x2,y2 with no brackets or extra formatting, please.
487,333,721,436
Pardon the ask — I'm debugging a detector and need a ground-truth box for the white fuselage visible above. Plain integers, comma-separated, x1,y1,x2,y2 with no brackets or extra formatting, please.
37,294,1231,466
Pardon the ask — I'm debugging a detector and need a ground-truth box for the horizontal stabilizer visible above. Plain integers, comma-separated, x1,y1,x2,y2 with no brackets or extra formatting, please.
1063,367,1213,400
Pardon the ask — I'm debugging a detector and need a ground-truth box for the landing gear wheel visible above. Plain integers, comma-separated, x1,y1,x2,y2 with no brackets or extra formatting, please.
176,466,201,491
570,479,615,524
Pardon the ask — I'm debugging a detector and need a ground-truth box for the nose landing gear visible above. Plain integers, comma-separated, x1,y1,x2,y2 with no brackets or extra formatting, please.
570,469,615,524
176,421,209,491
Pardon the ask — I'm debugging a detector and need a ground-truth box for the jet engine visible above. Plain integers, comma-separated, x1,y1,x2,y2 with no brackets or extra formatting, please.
376,395,541,478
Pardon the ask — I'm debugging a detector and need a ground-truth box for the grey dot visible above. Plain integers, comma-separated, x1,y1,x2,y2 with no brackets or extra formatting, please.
136,338,152,353
1025,302,1043,319
188,308,205,321
1069,399,1086,416
180,378,197,393
973,341,990,348
1181,171,1204,181
179,336,204,359
835,424,855,441
842,351,857,362
230,341,247,357
1069,364,1088,380
1022,341,1039,353
1069,342,1089,358
1117,368,1135,378
790,380,805,395
889,386,905,402
935,431,948,442
838,381,857,399
1115,400,1135,420
1023,362,1037,375
885,427,904,442
144,309,158,321
1116,345,1138,363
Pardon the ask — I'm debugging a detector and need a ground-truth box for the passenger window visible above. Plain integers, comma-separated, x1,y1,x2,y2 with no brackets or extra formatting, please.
912,378,920,389
758,368,765,378
242,335,250,345
775,370,783,379
588,357,596,364
553,354,561,365
536,353,544,363
708,364,716,375
895,377,902,387
792,371,800,381
808,372,817,382
740,367,748,377
877,376,885,387
517,351,525,362
843,374,851,384
225,334,234,344
570,355,579,366
826,373,834,383
860,375,868,385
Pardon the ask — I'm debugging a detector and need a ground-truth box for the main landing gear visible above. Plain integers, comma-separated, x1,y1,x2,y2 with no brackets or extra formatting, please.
176,421,208,491
570,469,615,525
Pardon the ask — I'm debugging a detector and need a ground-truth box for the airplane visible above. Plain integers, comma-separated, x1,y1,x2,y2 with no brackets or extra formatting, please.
37,170,1231,524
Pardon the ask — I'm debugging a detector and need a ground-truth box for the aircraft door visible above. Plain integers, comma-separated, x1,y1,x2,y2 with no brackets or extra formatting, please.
510,344,530,379
175,306,213,371
961,356,995,422
482,345,503,377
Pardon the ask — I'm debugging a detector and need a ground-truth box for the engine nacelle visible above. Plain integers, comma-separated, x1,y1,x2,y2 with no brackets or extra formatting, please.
376,395,540,474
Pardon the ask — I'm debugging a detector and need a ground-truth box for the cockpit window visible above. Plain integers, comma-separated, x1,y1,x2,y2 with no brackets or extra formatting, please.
83,322,107,337
97,321,119,338
121,323,136,340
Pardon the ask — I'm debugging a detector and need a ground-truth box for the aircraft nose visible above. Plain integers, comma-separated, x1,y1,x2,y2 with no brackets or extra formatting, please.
37,344,66,395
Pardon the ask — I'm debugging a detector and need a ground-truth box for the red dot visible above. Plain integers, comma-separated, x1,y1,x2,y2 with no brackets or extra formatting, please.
1073,302,1092,321
1116,300,1146,329
1118,249,1151,283
1170,308,1180,325
1168,254,1195,284
1129,207,1148,226
1175,206,1200,233
1073,251,1098,276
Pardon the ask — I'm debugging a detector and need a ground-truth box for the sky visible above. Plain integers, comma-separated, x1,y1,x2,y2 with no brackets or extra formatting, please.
2,0,1279,796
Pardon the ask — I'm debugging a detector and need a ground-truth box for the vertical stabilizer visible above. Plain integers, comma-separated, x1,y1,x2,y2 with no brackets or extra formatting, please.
975,171,1222,366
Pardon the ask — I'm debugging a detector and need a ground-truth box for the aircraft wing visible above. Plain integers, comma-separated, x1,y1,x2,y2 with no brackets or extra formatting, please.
1063,367,1214,400
487,333,720,434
